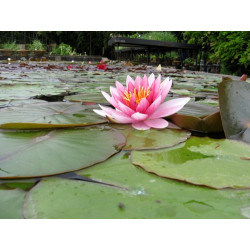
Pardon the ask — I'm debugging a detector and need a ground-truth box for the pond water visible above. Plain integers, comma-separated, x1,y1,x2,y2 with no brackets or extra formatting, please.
0,61,249,219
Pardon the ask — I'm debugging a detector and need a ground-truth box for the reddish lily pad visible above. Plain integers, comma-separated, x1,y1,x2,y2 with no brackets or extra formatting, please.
169,102,223,133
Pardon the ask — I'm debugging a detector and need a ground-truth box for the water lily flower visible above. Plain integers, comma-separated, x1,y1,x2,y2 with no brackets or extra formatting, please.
67,65,73,70
100,60,104,64
89,61,92,64
240,74,247,81
97,63,107,70
93,74,190,130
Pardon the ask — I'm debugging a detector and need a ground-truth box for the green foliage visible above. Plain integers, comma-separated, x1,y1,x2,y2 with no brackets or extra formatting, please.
167,51,179,60
184,57,195,65
2,41,19,51
29,40,45,51
184,31,250,74
210,32,250,69
51,43,77,56
127,31,178,42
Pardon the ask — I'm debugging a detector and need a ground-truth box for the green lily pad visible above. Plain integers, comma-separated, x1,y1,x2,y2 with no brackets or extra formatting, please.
0,189,26,218
218,79,250,143
196,99,219,107
0,126,125,178
171,89,194,96
0,83,68,101
170,102,223,133
23,152,250,218
64,93,108,104
131,137,250,189
111,124,190,150
0,102,106,129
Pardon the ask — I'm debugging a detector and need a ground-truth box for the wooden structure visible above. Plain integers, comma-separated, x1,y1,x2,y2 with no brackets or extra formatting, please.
108,37,201,68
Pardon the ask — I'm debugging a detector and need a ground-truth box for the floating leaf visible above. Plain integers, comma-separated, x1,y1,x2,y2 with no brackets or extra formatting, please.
0,102,106,129
23,152,250,218
170,102,223,133
0,126,125,178
0,189,26,218
111,124,190,150
131,137,250,189
218,79,250,143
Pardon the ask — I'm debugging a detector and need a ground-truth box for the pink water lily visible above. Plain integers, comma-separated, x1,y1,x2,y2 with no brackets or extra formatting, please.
93,74,190,130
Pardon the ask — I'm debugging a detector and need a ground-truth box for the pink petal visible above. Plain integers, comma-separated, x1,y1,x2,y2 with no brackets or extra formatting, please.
145,95,162,116
148,73,155,87
129,94,137,110
149,97,190,119
152,75,161,100
131,112,148,121
115,81,125,96
136,98,149,113
93,109,106,117
146,90,154,104
160,78,172,102
126,75,135,87
132,121,150,130
134,75,142,90
141,75,149,89
127,81,135,93
144,118,169,129
118,101,135,116
101,91,119,109
110,86,124,104
99,105,134,123
167,121,181,129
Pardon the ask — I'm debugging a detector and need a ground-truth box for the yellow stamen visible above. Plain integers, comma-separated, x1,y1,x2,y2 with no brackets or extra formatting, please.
123,90,133,105
122,86,150,105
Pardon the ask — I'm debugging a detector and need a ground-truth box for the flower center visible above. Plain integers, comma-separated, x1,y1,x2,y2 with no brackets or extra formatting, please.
123,86,150,105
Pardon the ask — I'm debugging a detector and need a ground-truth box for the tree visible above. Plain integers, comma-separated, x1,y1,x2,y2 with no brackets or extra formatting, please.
183,31,250,75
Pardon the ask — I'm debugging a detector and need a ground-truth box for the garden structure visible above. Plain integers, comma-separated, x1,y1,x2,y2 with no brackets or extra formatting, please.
108,37,201,68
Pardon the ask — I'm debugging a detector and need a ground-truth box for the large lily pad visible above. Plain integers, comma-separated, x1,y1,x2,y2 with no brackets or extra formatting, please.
0,83,68,101
23,152,250,219
0,102,106,129
111,124,190,150
218,79,250,143
131,137,250,189
169,102,223,133
0,126,125,178
0,189,26,218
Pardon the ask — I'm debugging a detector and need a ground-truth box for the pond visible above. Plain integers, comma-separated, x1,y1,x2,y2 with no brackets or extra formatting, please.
0,61,249,219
